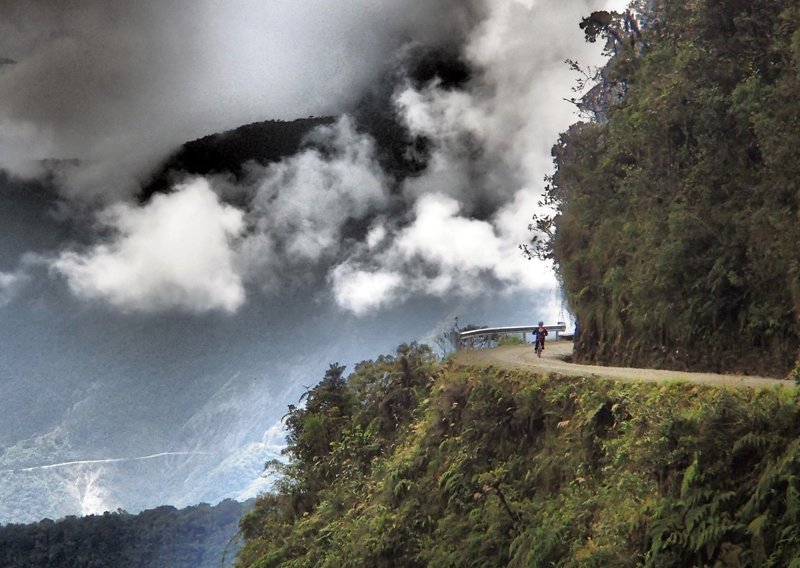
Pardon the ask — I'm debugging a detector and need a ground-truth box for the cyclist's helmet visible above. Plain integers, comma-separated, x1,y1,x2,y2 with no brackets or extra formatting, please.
538,321,544,326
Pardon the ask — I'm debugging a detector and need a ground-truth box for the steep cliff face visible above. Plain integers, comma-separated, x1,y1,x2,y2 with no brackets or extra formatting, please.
235,349,800,566
540,0,800,376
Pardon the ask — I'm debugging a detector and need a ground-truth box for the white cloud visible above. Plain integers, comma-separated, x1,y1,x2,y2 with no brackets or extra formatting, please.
245,117,389,263
366,224,387,250
330,192,557,316
42,117,391,312
395,193,501,272
52,179,245,313
330,264,404,317
239,1,621,317
324,0,614,316
16,0,620,316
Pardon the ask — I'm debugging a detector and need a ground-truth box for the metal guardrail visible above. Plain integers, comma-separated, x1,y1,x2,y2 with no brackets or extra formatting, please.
456,322,567,350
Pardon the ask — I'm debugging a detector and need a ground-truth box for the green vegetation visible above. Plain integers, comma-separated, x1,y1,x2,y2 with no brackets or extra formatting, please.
236,346,800,566
535,0,800,376
0,499,250,568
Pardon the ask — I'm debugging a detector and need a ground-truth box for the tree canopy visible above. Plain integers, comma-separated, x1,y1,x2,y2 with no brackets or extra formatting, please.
0,499,250,568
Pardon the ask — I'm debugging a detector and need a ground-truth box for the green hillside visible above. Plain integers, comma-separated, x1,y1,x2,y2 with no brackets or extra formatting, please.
235,344,800,566
536,0,800,376
0,499,250,568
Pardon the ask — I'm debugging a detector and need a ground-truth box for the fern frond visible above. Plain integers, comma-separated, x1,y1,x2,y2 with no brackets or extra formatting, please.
746,513,768,537
732,432,772,455
681,456,699,498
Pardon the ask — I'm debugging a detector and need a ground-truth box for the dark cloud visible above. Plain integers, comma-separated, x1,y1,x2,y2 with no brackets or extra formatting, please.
0,0,484,201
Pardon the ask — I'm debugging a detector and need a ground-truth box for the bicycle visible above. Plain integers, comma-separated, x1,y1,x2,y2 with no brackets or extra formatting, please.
534,338,544,358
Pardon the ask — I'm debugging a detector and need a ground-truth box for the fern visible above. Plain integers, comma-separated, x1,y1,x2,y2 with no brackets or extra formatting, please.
684,503,709,533
746,513,768,537
732,432,772,455
680,454,701,498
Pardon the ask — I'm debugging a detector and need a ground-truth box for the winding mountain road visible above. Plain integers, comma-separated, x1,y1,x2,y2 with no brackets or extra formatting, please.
453,340,788,389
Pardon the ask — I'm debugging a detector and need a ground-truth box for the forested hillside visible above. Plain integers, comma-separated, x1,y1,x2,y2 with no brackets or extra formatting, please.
235,344,800,566
537,0,800,376
0,499,250,568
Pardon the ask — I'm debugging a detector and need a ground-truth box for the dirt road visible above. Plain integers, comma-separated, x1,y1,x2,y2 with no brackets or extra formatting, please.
453,340,789,388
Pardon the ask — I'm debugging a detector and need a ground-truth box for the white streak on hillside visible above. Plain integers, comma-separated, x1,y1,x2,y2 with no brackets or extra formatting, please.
9,452,213,473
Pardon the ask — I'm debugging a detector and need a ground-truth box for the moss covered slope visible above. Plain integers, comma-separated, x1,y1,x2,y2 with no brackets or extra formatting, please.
237,345,800,567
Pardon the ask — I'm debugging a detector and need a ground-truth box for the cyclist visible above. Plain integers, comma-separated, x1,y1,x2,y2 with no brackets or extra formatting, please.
533,321,548,354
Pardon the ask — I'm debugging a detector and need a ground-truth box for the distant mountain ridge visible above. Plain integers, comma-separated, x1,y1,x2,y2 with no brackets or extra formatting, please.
140,46,473,203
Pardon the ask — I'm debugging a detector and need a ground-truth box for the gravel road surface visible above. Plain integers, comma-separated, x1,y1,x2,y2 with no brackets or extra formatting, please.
453,340,788,389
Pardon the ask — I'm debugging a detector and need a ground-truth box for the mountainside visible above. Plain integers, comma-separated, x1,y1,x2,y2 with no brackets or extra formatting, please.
0,499,251,568
140,117,335,201
0,248,485,524
235,344,800,566
538,0,800,376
